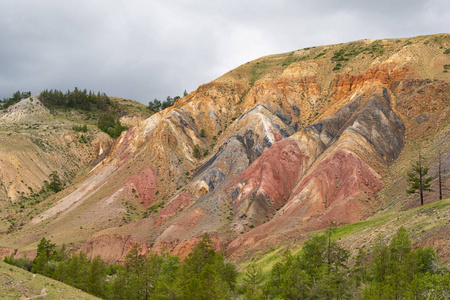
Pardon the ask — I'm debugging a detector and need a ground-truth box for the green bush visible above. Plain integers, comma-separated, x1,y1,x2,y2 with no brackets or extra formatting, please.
98,112,126,138
47,171,63,193
72,124,88,132
193,144,201,159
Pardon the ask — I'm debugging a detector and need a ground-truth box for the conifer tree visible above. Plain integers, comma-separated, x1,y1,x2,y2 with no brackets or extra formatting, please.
265,250,292,297
180,233,236,299
32,237,56,275
86,256,107,298
436,150,449,201
242,263,263,299
48,171,63,193
406,152,432,205
193,144,202,159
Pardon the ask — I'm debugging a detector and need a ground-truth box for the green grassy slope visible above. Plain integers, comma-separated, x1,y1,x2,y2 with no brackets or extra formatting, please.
240,198,450,280
0,261,100,299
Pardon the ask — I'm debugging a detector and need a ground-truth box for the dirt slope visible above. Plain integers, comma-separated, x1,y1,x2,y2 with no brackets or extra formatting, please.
0,95,150,234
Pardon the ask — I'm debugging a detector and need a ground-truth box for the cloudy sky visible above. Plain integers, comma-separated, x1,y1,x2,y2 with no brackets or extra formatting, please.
1,0,449,104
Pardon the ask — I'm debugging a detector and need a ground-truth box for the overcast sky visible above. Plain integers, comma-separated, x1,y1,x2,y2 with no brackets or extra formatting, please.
1,0,449,104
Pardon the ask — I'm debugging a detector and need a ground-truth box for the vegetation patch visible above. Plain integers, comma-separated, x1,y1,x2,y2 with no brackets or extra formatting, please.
4,172,66,233
331,42,384,71
97,112,127,138
141,202,164,219
147,95,178,114
37,88,129,138
314,51,327,59
4,234,237,299
73,124,88,132
250,62,268,86
39,88,112,111
277,52,307,68
7,225,447,299
0,91,31,109
0,261,99,299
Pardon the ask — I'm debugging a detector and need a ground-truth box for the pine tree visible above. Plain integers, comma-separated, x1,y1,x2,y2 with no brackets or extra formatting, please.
243,264,263,299
180,233,236,299
124,244,145,299
436,150,449,201
86,256,107,298
388,227,412,298
193,144,202,159
406,152,432,205
148,98,161,112
143,252,163,299
154,254,181,299
113,121,123,139
265,251,292,297
48,171,63,193
32,237,56,275
352,248,369,286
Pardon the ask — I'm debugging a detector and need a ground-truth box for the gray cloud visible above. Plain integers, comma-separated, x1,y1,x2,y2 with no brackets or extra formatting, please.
1,0,449,104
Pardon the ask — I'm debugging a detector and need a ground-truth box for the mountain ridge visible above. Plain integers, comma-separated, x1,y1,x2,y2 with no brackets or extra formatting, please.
0,33,449,266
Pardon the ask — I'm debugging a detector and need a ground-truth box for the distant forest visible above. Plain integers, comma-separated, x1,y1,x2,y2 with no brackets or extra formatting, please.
39,88,113,111
39,88,128,138
1,88,183,138
0,88,128,138
4,227,450,299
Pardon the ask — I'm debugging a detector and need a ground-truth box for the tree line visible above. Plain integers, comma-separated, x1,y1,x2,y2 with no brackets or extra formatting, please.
1,88,127,138
147,90,188,114
4,233,237,299
245,225,450,299
39,88,113,111
4,227,449,299
0,90,31,109
39,88,127,138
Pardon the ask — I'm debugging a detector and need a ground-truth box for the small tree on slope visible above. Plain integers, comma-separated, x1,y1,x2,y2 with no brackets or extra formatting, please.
406,152,432,206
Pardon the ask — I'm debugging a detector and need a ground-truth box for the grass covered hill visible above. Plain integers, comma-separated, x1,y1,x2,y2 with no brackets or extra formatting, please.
0,260,100,299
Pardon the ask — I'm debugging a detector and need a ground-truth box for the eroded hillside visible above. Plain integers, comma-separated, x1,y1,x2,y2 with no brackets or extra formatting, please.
1,34,449,264
0,95,150,234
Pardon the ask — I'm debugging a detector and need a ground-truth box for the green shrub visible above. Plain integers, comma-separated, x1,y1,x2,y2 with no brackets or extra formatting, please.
98,112,126,138
73,124,87,132
193,144,201,159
